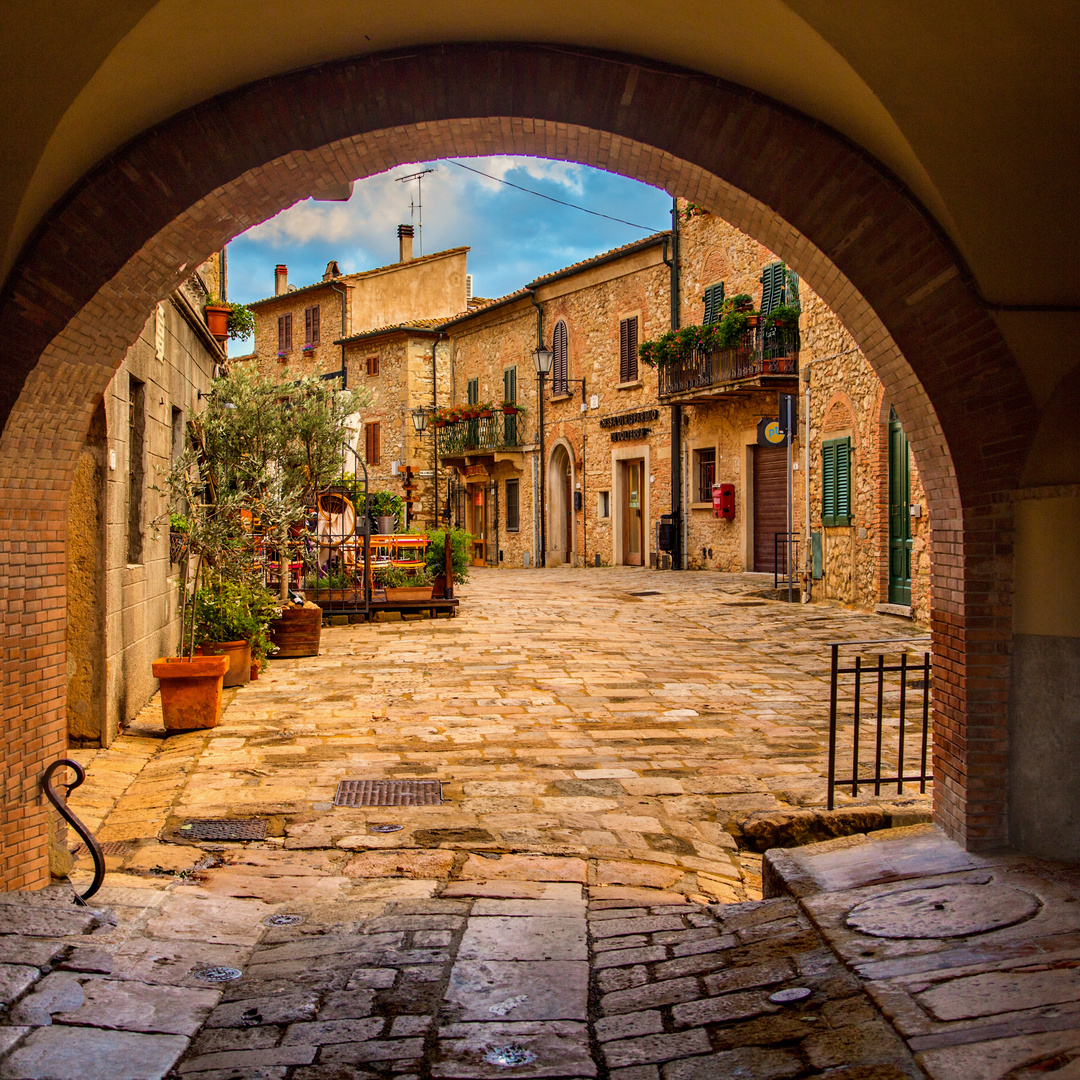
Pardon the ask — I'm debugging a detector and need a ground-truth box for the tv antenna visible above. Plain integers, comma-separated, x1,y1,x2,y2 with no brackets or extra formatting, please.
396,168,435,255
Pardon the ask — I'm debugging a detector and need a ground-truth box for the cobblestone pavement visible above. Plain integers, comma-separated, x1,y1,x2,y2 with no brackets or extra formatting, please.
1,570,1073,1077
65,567,930,907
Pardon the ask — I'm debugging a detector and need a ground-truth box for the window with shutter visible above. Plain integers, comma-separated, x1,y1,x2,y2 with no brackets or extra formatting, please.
619,316,639,383
760,261,786,316
365,422,381,466
703,283,725,325
552,320,568,394
283,313,293,351
503,367,518,443
505,479,520,532
467,378,479,405
503,366,517,404
304,305,320,346
822,437,852,527
784,270,801,311
366,355,379,376
277,315,286,352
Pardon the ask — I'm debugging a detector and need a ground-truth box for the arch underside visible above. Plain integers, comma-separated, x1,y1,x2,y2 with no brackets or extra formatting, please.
0,44,1037,888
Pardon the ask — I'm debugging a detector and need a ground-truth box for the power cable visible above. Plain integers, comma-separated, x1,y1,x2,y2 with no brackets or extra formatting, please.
446,160,664,233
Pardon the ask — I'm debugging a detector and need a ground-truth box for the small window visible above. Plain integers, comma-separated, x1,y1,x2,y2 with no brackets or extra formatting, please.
506,479,520,532
503,367,518,445
277,312,293,353
155,303,166,361
695,448,716,502
467,378,479,405
822,437,852,527
598,490,611,519
304,304,321,347
552,320,568,395
127,376,145,564
702,283,725,325
366,355,379,376
619,317,639,383
365,421,381,466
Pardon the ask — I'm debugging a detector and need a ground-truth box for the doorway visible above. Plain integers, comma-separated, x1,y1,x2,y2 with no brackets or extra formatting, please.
468,483,486,565
621,458,645,566
753,444,787,572
548,443,574,565
888,408,913,606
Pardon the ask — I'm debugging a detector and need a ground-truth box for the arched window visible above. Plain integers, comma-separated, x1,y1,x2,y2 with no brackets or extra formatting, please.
552,320,568,395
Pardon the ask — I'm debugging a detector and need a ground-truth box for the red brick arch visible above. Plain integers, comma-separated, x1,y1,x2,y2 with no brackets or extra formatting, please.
0,43,1036,888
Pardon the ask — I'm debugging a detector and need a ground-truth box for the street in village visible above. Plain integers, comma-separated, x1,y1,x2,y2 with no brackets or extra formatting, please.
2,568,1078,1079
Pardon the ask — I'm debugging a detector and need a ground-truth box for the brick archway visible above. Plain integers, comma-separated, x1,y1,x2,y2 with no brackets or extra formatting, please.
0,44,1036,888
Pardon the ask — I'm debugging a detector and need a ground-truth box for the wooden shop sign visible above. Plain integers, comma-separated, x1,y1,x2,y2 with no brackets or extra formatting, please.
599,408,660,430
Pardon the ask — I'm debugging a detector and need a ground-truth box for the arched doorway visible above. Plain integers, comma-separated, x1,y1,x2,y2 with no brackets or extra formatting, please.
0,44,1039,888
547,441,575,566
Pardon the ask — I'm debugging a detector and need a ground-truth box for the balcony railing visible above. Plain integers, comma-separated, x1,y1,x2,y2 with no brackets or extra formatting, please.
658,323,800,398
437,412,522,456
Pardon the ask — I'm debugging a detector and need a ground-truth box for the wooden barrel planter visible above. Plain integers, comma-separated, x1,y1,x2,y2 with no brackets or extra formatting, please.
269,603,322,658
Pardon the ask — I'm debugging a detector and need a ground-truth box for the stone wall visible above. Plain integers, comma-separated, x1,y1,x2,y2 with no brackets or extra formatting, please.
251,282,348,380
66,284,220,746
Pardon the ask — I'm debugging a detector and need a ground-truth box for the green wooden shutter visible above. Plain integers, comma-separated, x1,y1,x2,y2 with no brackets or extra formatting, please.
783,270,801,311
822,438,851,527
467,378,479,405
703,282,725,325
760,261,785,316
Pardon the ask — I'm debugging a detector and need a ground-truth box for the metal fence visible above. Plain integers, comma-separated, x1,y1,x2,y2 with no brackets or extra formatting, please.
826,637,932,809
437,413,521,455
659,324,800,397
773,532,800,591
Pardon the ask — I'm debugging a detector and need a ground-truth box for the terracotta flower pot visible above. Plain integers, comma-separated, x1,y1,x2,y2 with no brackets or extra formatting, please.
385,586,434,601
153,655,229,733
250,663,259,681
205,304,230,340
195,640,251,687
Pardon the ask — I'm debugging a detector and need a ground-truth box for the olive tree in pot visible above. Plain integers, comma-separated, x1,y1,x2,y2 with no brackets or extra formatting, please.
197,365,366,656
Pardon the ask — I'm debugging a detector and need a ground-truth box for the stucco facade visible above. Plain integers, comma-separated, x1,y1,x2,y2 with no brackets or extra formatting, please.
66,267,223,746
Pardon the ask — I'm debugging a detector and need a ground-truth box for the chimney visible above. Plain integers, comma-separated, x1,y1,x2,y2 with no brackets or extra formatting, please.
275,264,288,295
398,224,414,263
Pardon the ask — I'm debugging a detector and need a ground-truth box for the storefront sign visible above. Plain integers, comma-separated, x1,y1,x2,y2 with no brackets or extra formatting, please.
600,408,660,430
463,464,489,479
611,427,652,442
756,417,788,448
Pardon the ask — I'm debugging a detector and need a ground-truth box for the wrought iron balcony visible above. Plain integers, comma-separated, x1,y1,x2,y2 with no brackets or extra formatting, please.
437,412,522,457
658,323,800,399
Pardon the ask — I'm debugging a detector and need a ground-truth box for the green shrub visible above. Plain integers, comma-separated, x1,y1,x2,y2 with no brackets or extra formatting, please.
425,529,473,584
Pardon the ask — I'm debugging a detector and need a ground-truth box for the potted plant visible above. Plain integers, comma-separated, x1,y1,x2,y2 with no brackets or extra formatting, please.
501,401,523,415
370,490,404,535
425,528,472,598
767,302,801,329
190,574,280,687
204,297,257,342
378,565,434,601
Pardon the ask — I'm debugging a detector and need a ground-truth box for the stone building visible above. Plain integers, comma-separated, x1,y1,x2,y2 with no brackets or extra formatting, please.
433,205,931,622
66,259,225,747
242,225,471,525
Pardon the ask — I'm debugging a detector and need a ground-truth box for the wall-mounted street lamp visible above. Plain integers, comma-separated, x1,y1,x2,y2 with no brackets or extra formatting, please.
409,405,438,525
410,406,429,434
533,344,553,567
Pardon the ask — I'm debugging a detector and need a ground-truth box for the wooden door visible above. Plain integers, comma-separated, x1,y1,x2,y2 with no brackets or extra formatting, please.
470,485,486,565
753,445,788,572
888,410,912,605
622,459,645,565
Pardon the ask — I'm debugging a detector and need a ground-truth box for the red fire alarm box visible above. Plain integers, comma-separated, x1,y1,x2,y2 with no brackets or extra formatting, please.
713,483,735,519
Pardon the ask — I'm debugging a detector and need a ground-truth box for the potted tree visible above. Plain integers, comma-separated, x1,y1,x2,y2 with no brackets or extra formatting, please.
195,365,366,658
425,528,472,598
370,490,404,536
191,574,280,687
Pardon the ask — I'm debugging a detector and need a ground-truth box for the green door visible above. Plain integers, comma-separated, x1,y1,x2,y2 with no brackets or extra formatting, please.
888,408,912,606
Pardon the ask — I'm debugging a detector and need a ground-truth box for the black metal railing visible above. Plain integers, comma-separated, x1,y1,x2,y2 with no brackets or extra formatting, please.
438,413,522,456
659,323,800,397
773,532,800,591
43,759,105,903
827,637,932,809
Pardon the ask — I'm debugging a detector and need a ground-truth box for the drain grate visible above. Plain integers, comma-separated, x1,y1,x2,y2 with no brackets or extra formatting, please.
194,966,243,982
334,779,443,807
264,914,303,927
72,840,131,858
180,819,267,841
628,590,661,597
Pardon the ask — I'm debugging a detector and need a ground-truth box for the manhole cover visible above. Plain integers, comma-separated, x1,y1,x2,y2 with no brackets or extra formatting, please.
180,819,267,841
628,590,661,597
769,987,812,1004
72,840,131,857
368,823,404,833
846,882,1040,939
264,914,303,926
334,779,443,807
193,966,243,982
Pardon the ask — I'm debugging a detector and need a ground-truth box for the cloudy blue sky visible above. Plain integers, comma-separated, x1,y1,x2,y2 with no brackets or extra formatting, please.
225,157,673,345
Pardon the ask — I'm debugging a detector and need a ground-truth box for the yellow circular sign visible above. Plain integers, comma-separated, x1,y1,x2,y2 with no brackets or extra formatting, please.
764,421,784,444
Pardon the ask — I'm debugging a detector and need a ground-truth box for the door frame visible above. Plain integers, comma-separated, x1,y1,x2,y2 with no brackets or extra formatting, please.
611,442,651,567
888,408,912,606
546,437,577,566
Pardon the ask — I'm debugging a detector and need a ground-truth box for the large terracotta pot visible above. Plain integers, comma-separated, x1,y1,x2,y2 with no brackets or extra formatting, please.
153,655,229,733
269,603,322,658
195,640,251,687
205,304,230,340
